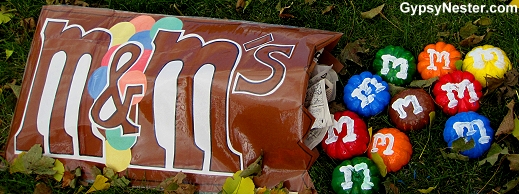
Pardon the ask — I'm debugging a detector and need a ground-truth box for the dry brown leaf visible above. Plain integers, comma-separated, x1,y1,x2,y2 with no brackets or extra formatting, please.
460,22,478,39
361,4,385,19
33,183,52,194
74,0,89,6
20,17,36,31
459,34,485,47
507,154,519,171
496,101,515,136
61,171,75,188
278,2,294,18
322,5,334,14
236,0,245,10
305,0,316,5
339,39,367,68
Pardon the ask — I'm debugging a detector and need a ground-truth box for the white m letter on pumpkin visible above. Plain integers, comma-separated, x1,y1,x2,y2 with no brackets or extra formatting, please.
467,47,506,69
440,79,479,108
371,133,395,155
339,163,375,190
325,116,357,144
351,78,386,108
380,54,409,79
452,119,490,144
391,95,423,119
427,49,451,70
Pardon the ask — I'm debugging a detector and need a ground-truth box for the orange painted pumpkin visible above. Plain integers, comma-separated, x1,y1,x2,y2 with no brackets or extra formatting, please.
417,42,461,80
367,128,412,173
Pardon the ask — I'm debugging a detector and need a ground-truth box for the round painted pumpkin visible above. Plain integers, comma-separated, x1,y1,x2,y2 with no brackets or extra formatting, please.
443,111,494,159
343,71,390,117
372,45,417,86
417,42,461,80
462,45,511,87
331,157,381,194
388,89,435,132
432,71,482,116
367,128,412,173
322,111,370,160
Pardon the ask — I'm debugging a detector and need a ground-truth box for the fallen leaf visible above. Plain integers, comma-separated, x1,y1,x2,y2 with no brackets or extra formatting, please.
46,0,56,5
361,4,385,19
485,76,505,96
479,143,509,166
408,77,439,88
383,180,399,194
259,0,266,3
329,101,346,114
436,31,450,37
102,167,116,180
459,22,478,39
305,0,316,5
112,176,130,187
0,6,14,24
473,17,491,26
9,144,56,175
507,154,519,171
74,0,89,6
20,17,36,31
388,83,405,96
417,186,436,193
496,101,515,136
511,0,519,6
236,0,245,10
452,138,475,152
33,183,52,194
322,5,334,14
222,170,255,194
87,175,110,193
455,60,463,71
505,69,519,86
370,152,387,177
501,176,519,193
5,49,13,60
339,39,367,68
240,151,263,177
53,159,65,182
513,117,519,141
440,149,469,161
62,171,75,188
90,166,102,178
0,156,7,172
459,34,485,47
428,111,436,129
278,2,294,18
5,80,21,99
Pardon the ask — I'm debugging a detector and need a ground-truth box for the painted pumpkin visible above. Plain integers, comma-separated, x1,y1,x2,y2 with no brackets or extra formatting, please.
388,89,435,132
367,128,412,173
343,71,390,117
443,111,494,159
432,71,482,115
372,45,416,86
322,111,370,160
417,42,461,80
331,157,381,194
462,45,511,87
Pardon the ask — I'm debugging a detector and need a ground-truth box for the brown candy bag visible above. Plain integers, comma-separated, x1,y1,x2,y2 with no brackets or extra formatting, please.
5,5,343,192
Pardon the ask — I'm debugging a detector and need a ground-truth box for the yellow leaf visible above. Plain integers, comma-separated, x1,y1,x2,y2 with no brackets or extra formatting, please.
371,152,387,177
513,116,519,140
429,111,436,129
235,177,255,194
86,175,110,193
361,4,384,19
53,159,65,182
511,0,519,7
418,186,436,193
5,49,13,60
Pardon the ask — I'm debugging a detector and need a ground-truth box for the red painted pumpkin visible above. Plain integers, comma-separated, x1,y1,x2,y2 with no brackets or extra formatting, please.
321,110,370,160
433,71,482,115
367,128,412,173
388,89,435,132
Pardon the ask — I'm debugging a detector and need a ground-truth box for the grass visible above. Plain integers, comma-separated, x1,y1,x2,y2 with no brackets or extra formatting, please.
1,0,519,193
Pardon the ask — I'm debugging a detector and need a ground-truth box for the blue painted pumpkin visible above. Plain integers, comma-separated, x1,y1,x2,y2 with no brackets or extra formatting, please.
343,71,390,117
443,111,494,159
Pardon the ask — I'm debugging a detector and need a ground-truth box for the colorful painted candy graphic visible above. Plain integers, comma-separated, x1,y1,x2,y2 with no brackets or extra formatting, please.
343,71,390,117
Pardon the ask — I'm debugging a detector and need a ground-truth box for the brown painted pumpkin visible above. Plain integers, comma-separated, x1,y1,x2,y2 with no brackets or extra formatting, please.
367,128,412,173
388,89,435,131
417,42,461,80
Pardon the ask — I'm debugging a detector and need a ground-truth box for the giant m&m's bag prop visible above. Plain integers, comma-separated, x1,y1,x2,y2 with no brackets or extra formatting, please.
4,5,345,192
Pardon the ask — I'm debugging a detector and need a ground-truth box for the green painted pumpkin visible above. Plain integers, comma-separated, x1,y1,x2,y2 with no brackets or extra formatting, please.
373,45,417,86
331,157,381,194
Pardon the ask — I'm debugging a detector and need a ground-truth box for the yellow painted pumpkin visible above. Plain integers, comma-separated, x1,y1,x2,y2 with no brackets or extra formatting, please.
462,45,511,87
